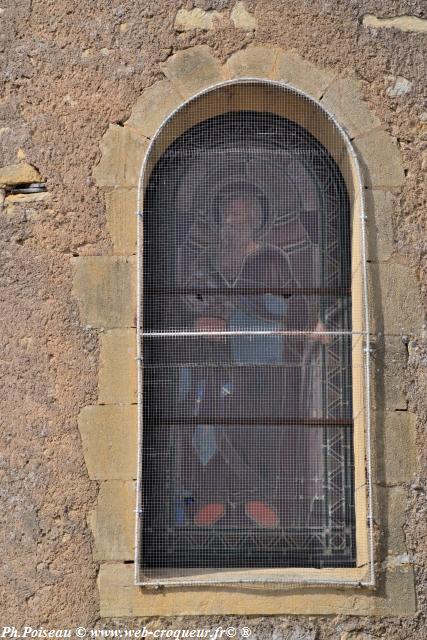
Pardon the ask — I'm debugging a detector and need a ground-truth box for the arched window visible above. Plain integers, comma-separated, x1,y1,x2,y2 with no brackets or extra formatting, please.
138,81,369,582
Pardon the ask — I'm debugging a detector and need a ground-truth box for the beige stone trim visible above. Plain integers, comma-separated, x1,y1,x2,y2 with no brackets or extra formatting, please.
368,262,424,335
72,256,136,329
139,565,369,586
77,43,422,616
142,82,353,200
225,46,279,79
371,337,408,411
137,83,372,581
362,14,427,33
89,481,136,560
105,189,137,255
174,8,223,32
272,51,336,100
0,162,42,187
349,152,369,568
98,563,415,617
353,130,405,187
92,125,148,188
125,80,182,139
365,189,395,262
98,329,137,404
374,485,409,555
160,45,226,99
78,404,137,480
321,76,381,139
374,411,417,486
230,2,257,31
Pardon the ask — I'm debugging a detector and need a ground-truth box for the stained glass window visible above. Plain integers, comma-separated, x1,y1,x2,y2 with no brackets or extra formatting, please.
140,110,355,572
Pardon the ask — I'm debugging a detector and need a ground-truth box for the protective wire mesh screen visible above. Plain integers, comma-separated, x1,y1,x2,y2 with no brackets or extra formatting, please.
138,96,364,580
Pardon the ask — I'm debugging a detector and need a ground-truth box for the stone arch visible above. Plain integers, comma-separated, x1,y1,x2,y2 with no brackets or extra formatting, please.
74,44,421,617
134,75,371,583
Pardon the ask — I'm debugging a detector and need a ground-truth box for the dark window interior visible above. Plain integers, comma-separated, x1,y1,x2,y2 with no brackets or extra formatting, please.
140,111,355,570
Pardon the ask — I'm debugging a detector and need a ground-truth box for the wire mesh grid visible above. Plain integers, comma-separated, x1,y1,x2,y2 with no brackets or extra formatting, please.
135,80,373,586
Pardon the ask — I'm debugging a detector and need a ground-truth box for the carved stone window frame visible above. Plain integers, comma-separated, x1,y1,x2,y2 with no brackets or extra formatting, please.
75,45,421,617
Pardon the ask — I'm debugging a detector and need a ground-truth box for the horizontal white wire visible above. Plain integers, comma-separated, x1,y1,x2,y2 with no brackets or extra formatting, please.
136,576,373,587
141,329,366,337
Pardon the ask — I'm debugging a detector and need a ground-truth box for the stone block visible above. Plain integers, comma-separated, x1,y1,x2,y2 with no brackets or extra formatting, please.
174,8,222,32
321,77,381,138
374,411,417,485
386,76,412,98
273,51,335,100
0,162,42,187
374,485,408,555
225,46,278,79
125,80,183,139
371,337,408,411
160,45,225,98
362,14,427,33
98,329,137,404
78,404,137,480
98,563,415,617
230,2,257,31
365,189,395,261
72,256,136,329
88,481,135,560
4,191,50,205
368,262,424,335
92,124,148,188
104,188,137,255
353,130,405,188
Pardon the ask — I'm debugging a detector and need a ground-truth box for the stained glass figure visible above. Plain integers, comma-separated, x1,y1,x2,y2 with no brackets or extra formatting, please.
141,112,355,570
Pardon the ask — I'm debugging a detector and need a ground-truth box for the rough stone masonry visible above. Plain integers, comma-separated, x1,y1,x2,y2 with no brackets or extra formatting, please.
0,0,426,638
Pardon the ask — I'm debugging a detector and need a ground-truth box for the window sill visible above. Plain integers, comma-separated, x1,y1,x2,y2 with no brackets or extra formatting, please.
98,562,415,618
136,565,373,587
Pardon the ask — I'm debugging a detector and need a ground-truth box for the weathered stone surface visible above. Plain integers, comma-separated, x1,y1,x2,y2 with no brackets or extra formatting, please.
104,188,137,255
374,485,408,555
72,256,136,328
273,51,335,100
98,329,137,404
372,337,408,411
368,262,424,335
125,80,182,138
362,14,427,33
78,404,137,480
88,481,135,560
321,77,381,138
230,2,256,31
365,189,395,261
2,0,426,628
353,130,405,187
92,124,148,187
174,8,222,32
386,76,412,97
225,46,278,79
4,191,51,204
160,45,225,98
98,563,415,617
374,411,417,485
0,162,42,187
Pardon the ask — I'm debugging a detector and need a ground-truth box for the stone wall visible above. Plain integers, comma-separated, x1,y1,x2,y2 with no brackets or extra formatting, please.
1,0,426,637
